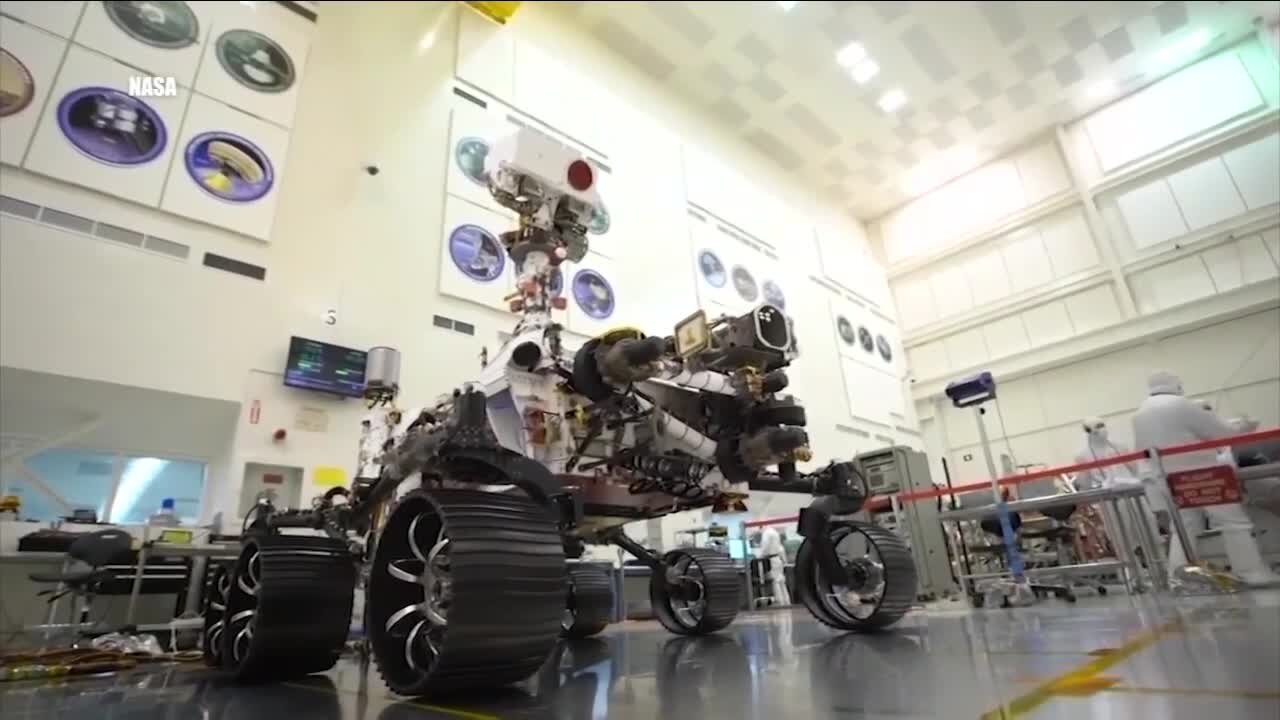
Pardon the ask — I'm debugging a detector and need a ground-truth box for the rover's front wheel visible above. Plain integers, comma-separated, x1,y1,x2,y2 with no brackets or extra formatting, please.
366,488,566,696
219,534,356,681
795,521,917,632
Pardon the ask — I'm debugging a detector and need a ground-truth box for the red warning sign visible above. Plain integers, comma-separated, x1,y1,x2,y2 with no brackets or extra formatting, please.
1166,465,1242,508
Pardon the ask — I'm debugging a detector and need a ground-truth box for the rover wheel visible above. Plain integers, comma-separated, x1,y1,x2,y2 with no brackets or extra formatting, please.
649,549,739,636
367,488,566,696
795,521,916,632
201,562,231,667
562,563,613,638
220,534,356,681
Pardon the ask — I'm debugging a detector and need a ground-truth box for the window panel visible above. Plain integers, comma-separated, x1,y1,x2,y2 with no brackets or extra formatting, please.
15,449,117,522
109,457,206,524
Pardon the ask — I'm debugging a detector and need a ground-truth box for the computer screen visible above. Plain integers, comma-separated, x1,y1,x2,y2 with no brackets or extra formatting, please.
283,336,367,397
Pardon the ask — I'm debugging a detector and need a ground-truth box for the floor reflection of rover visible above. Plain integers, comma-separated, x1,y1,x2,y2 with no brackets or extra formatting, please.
810,632,931,718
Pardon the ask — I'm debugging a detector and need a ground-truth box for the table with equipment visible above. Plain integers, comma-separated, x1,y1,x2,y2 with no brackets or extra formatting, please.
939,484,1164,597
123,541,242,628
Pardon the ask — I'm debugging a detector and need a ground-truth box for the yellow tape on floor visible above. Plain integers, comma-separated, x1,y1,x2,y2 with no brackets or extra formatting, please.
979,620,1184,720
1105,686,1280,700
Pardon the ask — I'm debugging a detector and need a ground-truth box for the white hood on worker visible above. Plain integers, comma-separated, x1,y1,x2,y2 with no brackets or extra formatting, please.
1132,371,1234,473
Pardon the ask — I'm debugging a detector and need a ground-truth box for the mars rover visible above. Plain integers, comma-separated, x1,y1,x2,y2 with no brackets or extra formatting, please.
201,125,918,695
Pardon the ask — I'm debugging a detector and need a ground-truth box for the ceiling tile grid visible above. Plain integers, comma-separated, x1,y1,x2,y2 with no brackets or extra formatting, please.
552,1,1275,219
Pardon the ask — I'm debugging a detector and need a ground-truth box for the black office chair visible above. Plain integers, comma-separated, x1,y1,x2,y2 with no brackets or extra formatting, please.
971,508,1077,604
29,528,134,634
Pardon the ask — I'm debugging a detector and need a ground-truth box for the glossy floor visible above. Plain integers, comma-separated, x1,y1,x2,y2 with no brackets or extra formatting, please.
2,591,1278,720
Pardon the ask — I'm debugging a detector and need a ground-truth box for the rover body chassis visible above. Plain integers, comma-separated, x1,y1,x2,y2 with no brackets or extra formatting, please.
202,309,918,697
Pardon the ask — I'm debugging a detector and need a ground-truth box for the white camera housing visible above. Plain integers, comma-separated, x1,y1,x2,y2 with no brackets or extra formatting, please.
485,125,604,227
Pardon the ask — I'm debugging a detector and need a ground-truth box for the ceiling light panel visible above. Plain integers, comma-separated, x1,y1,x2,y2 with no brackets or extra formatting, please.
877,88,907,113
777,1,798,11
836,42,868,68
850,58,879,84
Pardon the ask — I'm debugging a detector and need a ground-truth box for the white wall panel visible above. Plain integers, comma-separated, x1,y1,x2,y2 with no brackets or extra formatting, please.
1262,227,1280,267
1219,381,1280,428
1014,141,1071,205
1039,207,1099,277
1129,256,1217,314
1201,234,1280,293
1156,310,1280,396
455,7,515,99
1001,228,1054,293
892,277,937,329
1020,301,1075,347
964,249,1012,307
928,264,974,318
1061,284,1123,335
992,377,1047,436
1083,49,1264,172
980,314,1031,360
1,1,86,38
24,46,190,209
1221,132,1280,211
906,340,949,380
942,327,988,371
941,399,981,449
1165,156,1247,231
1115,179,1190,251
0,16,66,168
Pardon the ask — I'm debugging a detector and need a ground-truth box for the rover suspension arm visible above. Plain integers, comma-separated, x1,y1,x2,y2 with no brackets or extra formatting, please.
749,460,869,588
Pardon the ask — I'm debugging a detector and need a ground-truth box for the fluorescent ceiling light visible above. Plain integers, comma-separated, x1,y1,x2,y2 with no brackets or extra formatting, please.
902,145,979,196
877,88,907,113
777,1,798,10
850,58,879,84
836,42,868,68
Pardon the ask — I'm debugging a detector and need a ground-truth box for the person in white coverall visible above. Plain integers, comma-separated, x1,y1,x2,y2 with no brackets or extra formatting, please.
1132,370,1280,587
1075,417,1164,556
758,525,792,605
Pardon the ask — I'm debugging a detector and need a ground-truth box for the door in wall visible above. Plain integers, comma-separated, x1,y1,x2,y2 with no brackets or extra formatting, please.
238,463,303,516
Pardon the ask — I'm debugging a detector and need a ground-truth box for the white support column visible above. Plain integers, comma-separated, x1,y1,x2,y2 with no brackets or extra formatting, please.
1054,124,1140,319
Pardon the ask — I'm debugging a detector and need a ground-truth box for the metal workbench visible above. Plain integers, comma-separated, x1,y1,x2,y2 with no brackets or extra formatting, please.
939,484,1169,597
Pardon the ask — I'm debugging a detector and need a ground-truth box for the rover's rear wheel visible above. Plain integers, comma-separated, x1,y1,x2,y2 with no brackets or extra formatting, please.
795,521,916,632
201,562,231,667
649,549,739,636
367,488,566,696
220,534,356,682
562,563,614,638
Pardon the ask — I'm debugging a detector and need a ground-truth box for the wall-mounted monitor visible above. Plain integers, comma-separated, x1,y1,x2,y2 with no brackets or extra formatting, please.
283,336,366,397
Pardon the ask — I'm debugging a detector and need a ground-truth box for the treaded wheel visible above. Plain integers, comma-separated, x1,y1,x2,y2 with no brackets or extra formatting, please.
649,548,739,635
201,561,232,667
795,521,916,632
563,563,613,638
367,488,566,696
220,534,356,682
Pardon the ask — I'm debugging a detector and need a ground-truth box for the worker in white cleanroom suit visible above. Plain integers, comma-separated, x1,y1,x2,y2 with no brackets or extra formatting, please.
758,525,792,605
1132,370,1280,587
1075,417,1165,557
